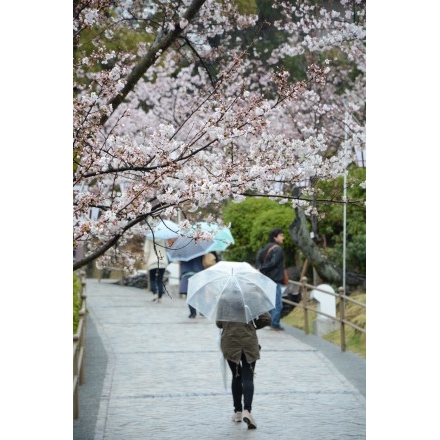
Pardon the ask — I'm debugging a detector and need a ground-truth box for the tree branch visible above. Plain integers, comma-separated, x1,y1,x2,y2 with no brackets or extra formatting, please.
73,213,149,271
100,0,208,126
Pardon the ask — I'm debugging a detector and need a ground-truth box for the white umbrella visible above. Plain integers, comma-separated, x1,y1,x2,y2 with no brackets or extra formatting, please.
187,261,277,323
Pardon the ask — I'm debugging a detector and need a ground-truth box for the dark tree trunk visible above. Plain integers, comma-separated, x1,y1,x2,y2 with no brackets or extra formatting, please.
289,207,342,285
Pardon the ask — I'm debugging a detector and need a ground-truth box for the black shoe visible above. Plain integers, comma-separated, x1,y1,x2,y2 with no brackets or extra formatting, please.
271,325,284,331
188,314,196,319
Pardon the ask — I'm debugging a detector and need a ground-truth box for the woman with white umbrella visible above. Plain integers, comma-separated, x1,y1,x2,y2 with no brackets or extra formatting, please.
187,261,276,428
216,290,272,430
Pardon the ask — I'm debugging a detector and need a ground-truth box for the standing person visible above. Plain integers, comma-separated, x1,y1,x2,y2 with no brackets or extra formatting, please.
255,228,286,331
216,295,271,430
144,238,169,303
179,255,205,318
180,252,219,318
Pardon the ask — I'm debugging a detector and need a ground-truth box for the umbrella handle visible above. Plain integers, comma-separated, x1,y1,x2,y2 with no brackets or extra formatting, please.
217,328,222,346
217,328,228,392
244,305,254,324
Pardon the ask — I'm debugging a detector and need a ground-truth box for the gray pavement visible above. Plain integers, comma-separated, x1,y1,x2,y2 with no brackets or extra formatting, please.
73,278,366,440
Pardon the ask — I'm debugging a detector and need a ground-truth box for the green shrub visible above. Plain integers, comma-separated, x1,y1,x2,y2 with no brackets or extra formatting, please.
223,197,297,265
73,272,82,333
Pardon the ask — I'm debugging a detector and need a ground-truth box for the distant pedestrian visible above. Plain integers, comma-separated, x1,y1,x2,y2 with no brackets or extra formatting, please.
144,238,169,303
216,295,271,430
180,252,219,318
255,228,286,331
179,255,205,318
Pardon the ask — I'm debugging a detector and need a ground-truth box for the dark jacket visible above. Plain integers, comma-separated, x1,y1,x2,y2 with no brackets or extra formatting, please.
256,243,285,284
179,256,204,293
216,312,272,364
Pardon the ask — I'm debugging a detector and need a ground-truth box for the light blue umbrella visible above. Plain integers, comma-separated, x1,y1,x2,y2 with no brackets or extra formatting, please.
167,222,234,261
167,235,216,262
192,222,234,251
145,219,180,240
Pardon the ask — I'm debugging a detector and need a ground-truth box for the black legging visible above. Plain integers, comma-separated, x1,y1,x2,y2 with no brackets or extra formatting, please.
227,351,256,412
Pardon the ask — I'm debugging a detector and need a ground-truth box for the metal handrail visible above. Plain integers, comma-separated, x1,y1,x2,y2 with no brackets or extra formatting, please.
282,276,366,352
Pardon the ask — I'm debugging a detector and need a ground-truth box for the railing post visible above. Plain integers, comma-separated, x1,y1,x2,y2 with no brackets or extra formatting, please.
73,336,79,419
301,276,309,335
79,300,86,385
338,286,346,352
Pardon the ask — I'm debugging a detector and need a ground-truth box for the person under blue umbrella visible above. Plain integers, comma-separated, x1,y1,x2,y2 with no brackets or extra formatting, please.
179,252,219,318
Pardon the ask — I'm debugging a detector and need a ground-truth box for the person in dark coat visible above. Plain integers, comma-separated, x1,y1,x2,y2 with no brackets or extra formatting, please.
179,255,205,318
179,252,220,318
255,228,286,331
216,291,271,430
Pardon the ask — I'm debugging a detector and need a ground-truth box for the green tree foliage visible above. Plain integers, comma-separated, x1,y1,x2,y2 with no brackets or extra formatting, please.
222,166,365,276
235,0,258,14
315,166,366,274
253,0,308,81
223,197,297,266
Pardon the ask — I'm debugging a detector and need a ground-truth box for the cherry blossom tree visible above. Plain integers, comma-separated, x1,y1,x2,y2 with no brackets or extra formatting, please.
73,0,366,272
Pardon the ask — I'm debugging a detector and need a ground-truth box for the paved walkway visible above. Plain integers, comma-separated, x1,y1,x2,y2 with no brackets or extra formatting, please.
74,279,366,440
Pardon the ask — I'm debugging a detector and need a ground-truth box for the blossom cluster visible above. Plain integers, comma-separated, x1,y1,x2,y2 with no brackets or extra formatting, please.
73,0,366,271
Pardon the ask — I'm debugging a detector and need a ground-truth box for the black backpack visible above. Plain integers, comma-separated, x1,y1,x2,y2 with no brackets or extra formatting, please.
255,244,277,272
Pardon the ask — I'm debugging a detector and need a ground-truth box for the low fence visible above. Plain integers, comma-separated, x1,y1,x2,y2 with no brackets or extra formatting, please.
73,279,87,419
97,266,127,281
282,276,366,352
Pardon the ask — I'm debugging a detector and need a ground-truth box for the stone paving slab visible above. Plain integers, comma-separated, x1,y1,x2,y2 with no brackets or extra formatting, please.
74,279,365,440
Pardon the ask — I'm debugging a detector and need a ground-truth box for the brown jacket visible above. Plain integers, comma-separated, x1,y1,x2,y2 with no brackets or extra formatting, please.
216,313,272,364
